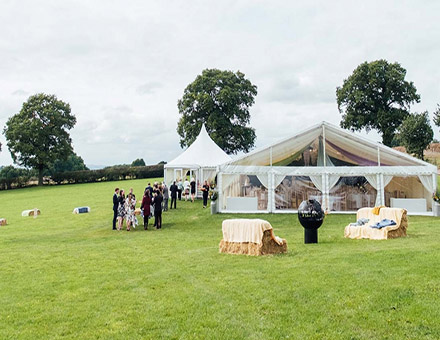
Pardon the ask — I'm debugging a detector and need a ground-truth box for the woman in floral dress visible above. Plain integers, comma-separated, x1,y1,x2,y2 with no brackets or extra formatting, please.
117,189,126,230
125,193,137,231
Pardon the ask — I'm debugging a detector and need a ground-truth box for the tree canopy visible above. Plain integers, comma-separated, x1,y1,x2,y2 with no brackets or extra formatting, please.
131,158,146,167
3,93,76,185
434,104,440,129
177,69,257,154
398,112,433,160
48,152,88,175
337,60,420,146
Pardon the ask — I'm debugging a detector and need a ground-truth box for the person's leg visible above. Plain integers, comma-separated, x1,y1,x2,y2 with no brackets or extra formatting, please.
113,209,117,229
157,212,162,229
144,215,148,230
203,195,207,207
164,198,168,211
117,216,122,230
173,197,177,209
154,213,158,228
178,190,181,200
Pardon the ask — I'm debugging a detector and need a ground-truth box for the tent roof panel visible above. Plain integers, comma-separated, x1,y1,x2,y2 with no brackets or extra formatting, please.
225,121,434,169
165,124,232,168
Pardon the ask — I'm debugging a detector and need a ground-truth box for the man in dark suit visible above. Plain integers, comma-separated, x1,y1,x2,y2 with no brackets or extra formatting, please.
112,188,119,230
169,181,178,209
145,183,153,197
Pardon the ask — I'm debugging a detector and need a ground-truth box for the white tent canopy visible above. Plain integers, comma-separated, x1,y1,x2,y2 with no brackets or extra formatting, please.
164,124,231,195
217,121,437,215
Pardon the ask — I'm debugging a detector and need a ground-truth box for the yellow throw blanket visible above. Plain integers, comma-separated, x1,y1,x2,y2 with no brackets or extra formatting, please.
372,205,386,215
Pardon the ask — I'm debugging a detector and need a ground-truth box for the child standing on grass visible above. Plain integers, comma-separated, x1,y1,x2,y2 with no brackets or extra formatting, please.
183,178,190,201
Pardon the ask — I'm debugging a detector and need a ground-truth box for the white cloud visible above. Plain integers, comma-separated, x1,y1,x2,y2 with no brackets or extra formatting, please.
0,0,439,167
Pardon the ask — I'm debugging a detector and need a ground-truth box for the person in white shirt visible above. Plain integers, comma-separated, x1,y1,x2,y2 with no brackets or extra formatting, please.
183,178,190,201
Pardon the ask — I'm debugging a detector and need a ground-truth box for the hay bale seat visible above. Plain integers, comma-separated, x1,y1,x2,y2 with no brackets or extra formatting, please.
21,209,40,217
219,219,287,256
0,218,7,226
344,207,408,240
73,206,90,214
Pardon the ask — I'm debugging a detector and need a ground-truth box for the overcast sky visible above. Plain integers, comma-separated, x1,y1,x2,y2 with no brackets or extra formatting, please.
1,0,439,167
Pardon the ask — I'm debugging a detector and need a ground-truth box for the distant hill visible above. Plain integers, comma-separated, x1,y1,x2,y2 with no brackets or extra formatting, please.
393,143,440,169
86,164,108,170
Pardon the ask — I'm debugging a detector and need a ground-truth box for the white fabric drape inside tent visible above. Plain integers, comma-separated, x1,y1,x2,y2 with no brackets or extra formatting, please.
274,175,286,189
365,175,380,206
256,175,269,189
418,175,434,193
383,175,393,188
317,137,334,167
202,169,217,182
328,175,340,191
366,175,394,206
310,175,324,192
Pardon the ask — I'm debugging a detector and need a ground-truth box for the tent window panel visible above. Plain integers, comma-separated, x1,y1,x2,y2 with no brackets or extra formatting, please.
222,174,268,211
275,176,321,210
385,176,432,211
329,176,377,211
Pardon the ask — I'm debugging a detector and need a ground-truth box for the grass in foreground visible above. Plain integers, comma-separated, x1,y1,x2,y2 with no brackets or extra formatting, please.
1,178,440,339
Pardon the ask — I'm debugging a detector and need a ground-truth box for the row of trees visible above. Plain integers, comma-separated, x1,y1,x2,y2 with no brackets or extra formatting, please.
1,61,439,190
177,64,439,162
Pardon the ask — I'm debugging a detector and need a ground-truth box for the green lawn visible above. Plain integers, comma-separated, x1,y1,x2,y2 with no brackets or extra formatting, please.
1,178,440,339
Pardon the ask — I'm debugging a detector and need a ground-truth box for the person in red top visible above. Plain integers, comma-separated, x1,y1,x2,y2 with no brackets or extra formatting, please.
141,189,152,230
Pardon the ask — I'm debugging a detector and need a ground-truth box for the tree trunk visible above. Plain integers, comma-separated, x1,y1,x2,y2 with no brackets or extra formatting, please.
38,165,44,186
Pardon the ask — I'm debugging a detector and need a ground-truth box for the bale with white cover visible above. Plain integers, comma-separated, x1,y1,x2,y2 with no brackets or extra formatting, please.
219,219,287,256
22,209,40,217
73,207,90,214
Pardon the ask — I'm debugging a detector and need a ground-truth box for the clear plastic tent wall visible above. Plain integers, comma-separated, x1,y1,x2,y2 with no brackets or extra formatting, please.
217,122,437,215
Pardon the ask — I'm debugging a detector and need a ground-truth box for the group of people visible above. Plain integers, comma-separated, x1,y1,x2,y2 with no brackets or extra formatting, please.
111,178,211,231
112,182,169,231
169,178,210,209
171,178,197,202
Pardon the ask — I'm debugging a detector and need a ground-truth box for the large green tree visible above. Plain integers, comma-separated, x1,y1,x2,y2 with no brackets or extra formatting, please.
48,152,88,175
177,69,257,154
3,93,76,185
337,60,420,146
398,112,433,160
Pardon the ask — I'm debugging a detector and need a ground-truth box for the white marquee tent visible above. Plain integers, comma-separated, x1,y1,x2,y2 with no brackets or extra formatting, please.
217,121,437,215
164,124,231,196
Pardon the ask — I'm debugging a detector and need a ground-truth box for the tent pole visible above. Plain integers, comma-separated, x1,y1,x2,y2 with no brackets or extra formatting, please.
218,172,223,213
322,125,327,168
322,124,328,211
377,146,381,166
270,147,273,166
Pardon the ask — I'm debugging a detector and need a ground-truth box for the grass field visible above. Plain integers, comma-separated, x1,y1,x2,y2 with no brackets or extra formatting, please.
1,178,440,339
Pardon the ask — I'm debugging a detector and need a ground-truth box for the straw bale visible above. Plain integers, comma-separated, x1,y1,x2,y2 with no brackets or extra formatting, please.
387,211,408,239
219,230,287,256
22,209,41,217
